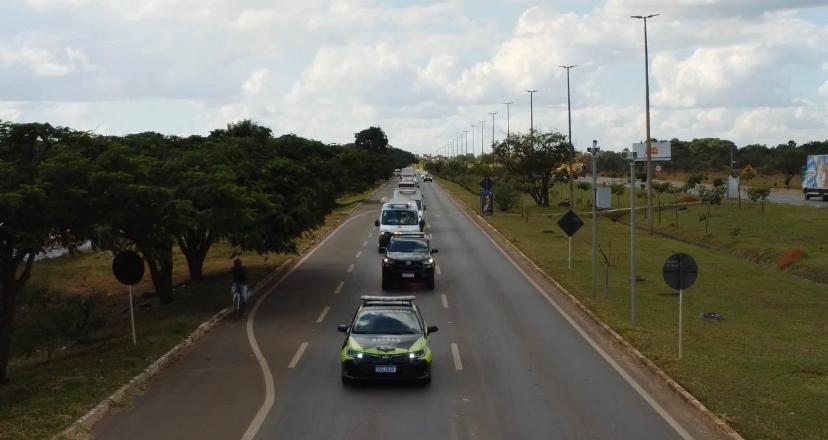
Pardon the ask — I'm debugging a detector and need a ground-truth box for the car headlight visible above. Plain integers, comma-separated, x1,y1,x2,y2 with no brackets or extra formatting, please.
423,258,434,267
383,258,394,267
409,349,426,359
346,349,364,359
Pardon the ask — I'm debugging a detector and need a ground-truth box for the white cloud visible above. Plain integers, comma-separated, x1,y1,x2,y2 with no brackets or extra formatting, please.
242,68,269,95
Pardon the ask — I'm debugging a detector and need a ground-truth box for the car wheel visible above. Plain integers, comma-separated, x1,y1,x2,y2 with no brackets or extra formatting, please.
805,193,811,200
341,375,356,386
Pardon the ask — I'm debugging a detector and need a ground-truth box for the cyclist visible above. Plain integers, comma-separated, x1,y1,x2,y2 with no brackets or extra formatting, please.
231,258,249,314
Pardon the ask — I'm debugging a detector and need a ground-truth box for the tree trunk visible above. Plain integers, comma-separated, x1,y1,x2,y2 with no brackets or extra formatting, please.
737,181,742,209
142,242,175,304
540,175,550,207
177,230,213,282
0,253,34,384
705,203,712,233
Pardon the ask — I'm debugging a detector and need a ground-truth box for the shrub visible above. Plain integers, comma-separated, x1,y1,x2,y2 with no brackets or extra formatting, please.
495,181,522,212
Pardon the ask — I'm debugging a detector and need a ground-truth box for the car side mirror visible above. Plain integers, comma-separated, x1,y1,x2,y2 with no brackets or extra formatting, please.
337,325,349,333
419,219,425,228
431,249,439,253
374,219,380,227
427,325,439,334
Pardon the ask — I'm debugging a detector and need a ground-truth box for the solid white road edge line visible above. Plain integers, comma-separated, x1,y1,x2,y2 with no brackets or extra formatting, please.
347,263,355,273
441,294,449,309
241,211,370,440
439,183,694,440
451,343,463,371
334,281,345,295
288,342,309,369
316,306,331,323
362,241,368,247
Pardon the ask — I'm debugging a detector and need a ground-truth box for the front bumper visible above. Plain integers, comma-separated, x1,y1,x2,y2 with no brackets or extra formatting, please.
342,357,430,381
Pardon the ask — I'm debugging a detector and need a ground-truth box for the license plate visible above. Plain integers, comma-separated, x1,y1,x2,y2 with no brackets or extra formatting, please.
375,365,396,373
402,273,415,278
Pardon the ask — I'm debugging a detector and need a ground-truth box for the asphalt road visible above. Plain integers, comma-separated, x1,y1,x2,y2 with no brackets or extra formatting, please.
93,181,725,440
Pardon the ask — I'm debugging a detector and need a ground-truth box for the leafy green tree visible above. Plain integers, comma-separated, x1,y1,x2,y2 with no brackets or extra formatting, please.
493,130,569,207
698,186,726,233
354,126,388,153
747,186,771,213
610,183,626,207
0,122,96,383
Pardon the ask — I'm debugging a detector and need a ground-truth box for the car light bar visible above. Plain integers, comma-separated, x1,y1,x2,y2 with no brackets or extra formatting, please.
360,295,416,302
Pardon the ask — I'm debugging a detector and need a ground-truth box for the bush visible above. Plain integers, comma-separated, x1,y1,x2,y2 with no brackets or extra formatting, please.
495,181,522,212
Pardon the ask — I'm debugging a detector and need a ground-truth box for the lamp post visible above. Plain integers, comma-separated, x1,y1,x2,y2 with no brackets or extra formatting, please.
471,125,476,158
631,13,659,234
588,140,600,295
560,65,577,205
464,130,469,157
488,111,497,154
526,90,536,135
503,101,513,144
625,148,638,325
480,120,485,159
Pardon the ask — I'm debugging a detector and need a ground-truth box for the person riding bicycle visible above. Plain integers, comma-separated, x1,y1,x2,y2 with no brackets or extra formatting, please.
232,258,249,314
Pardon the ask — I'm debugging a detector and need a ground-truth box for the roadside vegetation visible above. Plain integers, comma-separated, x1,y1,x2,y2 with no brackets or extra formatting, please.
426,131,828,440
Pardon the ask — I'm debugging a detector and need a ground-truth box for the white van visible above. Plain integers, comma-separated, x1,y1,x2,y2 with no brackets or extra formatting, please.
393,188,425,224
374,202,424,251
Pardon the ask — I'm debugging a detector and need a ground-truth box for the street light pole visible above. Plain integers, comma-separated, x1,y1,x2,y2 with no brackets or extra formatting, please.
589,140,600,295
632,13,659,234
526,90,536,135
471,125,476,158
503,102,513,143
480,120,485,159
464,130,469,157
629,152,637,325
561,65,577,205
488,111,497,154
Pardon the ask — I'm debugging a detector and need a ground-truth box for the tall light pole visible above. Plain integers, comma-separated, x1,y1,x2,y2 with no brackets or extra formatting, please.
560,65,577,204
526,90,536,134
589,140,600,295
480,120,485,159
488,111,497,154
632,13,659,234
471,125,476,158
503,102,513,144
464,130,469,157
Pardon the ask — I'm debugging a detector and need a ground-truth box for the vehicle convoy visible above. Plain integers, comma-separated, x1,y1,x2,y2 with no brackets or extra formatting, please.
382,233,438,290
393,188,426,224
803,154,828,200
398,177,417,188
338,296,438,385
375,202,424,251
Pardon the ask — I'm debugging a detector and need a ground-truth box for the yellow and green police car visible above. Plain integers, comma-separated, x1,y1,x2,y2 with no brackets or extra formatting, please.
337,296,438,386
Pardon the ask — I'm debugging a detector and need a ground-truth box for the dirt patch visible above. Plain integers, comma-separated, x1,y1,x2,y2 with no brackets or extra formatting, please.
779,249,807,270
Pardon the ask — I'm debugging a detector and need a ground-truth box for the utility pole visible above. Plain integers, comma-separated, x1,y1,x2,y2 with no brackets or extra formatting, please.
628,151,637,325
480,120,485,159
561,65,577,205
488,111,497,154
503,101,513,145
464,130,469,157
589,140,600,295
632,13,659,234
526,90,536,135
471,125,476,158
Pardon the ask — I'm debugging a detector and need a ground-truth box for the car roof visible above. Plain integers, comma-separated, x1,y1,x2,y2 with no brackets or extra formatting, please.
382,202,417,210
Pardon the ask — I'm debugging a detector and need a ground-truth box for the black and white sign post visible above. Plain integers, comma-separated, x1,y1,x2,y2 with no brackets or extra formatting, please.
588,141,600,295
557,210,584,269
113,251,146,345
662,253,698,360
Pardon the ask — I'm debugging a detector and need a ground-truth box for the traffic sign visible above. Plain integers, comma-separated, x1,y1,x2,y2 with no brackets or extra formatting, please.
557,210,584,237
662,253,698,291
113,251,145,285
480,176,494,191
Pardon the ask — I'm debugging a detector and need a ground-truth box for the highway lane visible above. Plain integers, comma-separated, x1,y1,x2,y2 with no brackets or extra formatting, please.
94,180,723,440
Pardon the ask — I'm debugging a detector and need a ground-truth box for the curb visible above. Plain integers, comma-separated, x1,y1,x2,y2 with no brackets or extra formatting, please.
439,179,743,440
53,183,386,440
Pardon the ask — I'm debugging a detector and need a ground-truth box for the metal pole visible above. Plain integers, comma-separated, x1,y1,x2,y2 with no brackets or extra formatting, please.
630,159,637,325
592,140,598,295
464,131,469,156
527,90,536,135
678,288,683,360
128,285,137,345
504,102,513,142
561,65,576,204
471,125,476,158
644,16,654,234
489,112,497,154
568,237,572,270
480,121,485,159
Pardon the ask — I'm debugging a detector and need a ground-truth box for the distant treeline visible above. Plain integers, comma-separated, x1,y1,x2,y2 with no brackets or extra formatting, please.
583,138,828,178
0,119,415,382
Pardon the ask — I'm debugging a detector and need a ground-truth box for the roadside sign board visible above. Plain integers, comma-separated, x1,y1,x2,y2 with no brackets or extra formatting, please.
557,210,584,237
480,176,494,191
113,251,145,285
633,141,671,162
481,191,494,215
662,253,698,290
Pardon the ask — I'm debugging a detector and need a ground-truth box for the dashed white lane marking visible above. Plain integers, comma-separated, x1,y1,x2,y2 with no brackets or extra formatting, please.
427,223,431,229
451,343,463,371
362,240,368,247
355,250,362,258
441,294,449,309
347,263,355,273
316,306,330,323
436,264,442,275
288,342,309,369
334,281,344,294
368,232,373,238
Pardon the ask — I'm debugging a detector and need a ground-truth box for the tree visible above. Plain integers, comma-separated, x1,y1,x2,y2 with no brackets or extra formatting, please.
737,165,757,210
493,130,569,207
747,186,771,213
354,127,389,154
698,185,726,234
653,182,672,224
0,122,95,383
610,183,626,207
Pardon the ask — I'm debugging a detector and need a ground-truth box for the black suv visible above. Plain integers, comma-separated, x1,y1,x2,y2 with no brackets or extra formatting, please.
382,233,438,290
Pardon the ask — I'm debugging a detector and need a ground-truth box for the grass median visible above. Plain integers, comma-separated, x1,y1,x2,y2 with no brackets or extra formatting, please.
437,176,828,440
0,185,381,440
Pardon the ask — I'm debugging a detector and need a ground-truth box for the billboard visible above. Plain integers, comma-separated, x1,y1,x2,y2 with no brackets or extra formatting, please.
632,141,671,162
480,191,494,215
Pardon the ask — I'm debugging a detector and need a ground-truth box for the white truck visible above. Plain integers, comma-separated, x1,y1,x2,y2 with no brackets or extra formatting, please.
802,155,828,201
374,202,424,252
393,188,426,225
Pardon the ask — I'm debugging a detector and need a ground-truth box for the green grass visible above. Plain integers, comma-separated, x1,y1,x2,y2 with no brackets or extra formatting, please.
0,185,380,440
438,176,828,440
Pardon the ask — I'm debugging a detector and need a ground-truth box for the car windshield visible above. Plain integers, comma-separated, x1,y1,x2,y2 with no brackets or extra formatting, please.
381,209,418,225
388,238,429,253
352,309,421,335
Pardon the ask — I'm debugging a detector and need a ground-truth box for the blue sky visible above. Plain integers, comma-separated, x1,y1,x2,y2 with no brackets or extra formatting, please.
2,0,828,153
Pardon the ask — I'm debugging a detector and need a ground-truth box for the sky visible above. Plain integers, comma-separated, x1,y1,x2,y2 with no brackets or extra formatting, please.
2,0,828,154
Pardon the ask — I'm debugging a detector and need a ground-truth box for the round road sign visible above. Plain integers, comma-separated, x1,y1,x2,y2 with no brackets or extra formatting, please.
662,253,698,291
113,251,145,286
